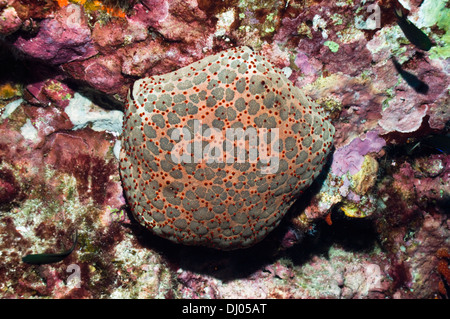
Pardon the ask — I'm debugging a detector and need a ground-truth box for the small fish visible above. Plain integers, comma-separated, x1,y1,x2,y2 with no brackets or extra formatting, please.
421,134,450,154
22,230,78,265
394,8,432,51
391,57,429,94
406,134,450,155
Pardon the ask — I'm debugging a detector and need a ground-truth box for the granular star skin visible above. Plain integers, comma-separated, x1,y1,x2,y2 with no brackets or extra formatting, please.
120,46,334,250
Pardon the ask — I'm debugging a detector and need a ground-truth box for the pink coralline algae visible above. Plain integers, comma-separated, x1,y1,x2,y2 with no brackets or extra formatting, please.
294,51,322,86
0,5,22,35
378,56,449,134
63,54,126,95
379,93,428,134
119,40,171,78
129,0,169,27
13,4,98,65
331,131,386,176
24,79,74,108
91,19,148,54
128,0,214,45
393,157,449,210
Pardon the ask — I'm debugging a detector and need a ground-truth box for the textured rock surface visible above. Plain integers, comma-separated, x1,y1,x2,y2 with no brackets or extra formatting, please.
0,0,448,299
13,4,98,65
121,46,334,249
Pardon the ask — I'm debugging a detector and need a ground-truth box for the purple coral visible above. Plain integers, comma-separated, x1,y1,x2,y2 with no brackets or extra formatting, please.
331,130,386,176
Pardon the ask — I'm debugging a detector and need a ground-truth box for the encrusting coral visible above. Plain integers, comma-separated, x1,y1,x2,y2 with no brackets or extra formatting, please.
120,46,335,249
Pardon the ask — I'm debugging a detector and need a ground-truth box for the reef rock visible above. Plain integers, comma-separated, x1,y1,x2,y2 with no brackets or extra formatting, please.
13,4,97,65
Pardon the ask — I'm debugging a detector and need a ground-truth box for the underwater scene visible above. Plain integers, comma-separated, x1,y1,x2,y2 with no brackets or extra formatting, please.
0,0,448,299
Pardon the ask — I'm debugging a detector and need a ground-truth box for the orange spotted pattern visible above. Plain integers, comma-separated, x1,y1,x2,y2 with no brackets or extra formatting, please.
120,46,335,249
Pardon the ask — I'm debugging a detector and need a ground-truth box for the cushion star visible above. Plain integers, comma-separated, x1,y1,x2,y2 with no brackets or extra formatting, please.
120,46,334,250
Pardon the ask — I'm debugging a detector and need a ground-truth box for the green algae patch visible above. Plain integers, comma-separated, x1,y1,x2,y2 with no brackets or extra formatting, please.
324,40,340,52
418,0,450,59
